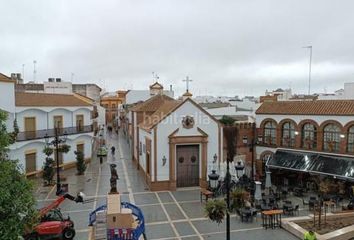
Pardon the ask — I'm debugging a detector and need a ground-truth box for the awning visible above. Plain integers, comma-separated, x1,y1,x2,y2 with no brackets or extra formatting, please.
309,155,354,180
266,149,354,181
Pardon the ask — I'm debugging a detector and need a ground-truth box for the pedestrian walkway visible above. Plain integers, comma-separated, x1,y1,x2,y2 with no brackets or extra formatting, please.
34,131,299,240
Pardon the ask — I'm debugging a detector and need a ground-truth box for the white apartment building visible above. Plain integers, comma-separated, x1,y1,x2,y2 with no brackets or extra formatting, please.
0,73,95,175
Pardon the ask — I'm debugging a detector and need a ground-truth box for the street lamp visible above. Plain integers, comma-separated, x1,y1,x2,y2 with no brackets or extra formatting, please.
208,170,220,191
44,128,68,195
235,160,245,178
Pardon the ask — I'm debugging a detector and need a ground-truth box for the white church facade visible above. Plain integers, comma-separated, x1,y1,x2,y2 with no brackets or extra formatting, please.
129,85,222,191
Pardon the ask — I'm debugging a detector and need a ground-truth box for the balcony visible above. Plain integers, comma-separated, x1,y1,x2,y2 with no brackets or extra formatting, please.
16,125,93,142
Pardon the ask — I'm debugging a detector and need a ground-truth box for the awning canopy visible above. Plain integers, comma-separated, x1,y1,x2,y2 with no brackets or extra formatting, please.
266,149,354,181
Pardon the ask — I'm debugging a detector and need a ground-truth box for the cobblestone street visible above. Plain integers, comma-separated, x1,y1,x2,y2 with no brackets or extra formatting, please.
34,131,299,240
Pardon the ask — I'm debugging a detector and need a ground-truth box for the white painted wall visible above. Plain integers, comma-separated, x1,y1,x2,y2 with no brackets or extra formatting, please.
138,128,152,173
15,107,92,131
155,100,220,182
0,81,15,113
44,81,72,94
8,133,93,173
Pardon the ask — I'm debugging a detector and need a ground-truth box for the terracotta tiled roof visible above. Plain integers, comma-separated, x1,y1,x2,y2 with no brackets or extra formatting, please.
130,94,175,112
15,92,92,107
0,73,15,83
256,100,354,115
139,101,182,130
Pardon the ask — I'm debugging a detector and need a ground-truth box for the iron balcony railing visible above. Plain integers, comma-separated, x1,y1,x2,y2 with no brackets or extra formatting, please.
16,125,93,142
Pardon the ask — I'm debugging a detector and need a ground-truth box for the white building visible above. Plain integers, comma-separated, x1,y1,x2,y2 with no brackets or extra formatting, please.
128,88,222,191
125,82,174,105
0,74,94,175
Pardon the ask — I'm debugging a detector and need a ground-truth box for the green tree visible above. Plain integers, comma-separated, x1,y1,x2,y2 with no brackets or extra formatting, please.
219,115,236,126
0,110,38,238
42,146,55,186
75,150,86,175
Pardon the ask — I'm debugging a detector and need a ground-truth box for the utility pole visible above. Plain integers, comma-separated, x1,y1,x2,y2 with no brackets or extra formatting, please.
33,60,37,83
303,46,312,95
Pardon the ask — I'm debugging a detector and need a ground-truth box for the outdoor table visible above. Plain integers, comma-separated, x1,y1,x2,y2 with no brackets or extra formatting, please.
261,209,283,229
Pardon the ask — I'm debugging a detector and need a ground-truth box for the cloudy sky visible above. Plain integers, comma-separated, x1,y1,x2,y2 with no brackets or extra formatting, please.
1,0,354,97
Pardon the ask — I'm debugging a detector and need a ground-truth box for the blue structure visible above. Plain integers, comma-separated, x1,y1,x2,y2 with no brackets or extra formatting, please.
89,202,146,240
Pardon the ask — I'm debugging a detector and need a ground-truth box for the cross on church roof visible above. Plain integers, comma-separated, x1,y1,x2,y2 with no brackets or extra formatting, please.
182,76,192,92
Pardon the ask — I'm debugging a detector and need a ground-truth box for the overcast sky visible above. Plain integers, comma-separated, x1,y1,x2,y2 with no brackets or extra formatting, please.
1,0,354,97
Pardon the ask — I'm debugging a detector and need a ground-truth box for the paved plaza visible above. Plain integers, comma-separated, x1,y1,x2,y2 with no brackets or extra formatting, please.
34,132,301,240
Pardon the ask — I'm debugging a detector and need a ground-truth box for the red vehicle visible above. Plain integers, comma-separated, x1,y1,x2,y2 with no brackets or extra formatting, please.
24,193,87,240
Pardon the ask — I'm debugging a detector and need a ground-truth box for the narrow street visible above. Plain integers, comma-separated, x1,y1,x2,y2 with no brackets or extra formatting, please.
35,131,298,240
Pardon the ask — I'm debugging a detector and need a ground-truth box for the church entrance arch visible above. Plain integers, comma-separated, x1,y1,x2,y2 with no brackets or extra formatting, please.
176,145,200,187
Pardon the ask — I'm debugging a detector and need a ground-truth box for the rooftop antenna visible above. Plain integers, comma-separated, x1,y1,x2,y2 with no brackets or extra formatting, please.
182,76,192,92
152,72,159,83
33,60,37,83
303,46,312,95
22,64,25,81
71,73,74,82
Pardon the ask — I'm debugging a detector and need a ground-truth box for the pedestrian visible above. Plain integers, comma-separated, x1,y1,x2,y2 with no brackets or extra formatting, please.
304,228,317,240
111,146,115,155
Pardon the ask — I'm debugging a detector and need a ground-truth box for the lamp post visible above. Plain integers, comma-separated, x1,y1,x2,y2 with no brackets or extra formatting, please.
45,128,68,196
235,161,245,178
223,126,237,240
208,170,220,192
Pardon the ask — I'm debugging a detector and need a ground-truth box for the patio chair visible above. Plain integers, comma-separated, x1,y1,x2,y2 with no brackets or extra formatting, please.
294,205,299,215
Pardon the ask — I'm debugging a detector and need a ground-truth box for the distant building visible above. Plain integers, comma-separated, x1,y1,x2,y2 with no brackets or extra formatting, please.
125,82,174,105
101,90,127,125
16,78,102,102
317,82,354,100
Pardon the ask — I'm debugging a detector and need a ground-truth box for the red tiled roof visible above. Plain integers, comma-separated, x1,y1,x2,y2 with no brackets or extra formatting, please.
256,100,354,115
139,101,182,130
0,73,15,83
15,92,92,107
130,94,175,112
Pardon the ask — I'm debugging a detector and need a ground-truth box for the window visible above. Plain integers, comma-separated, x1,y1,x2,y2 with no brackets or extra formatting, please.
302,123,317,149
323,124,340,152
76,115,84,132
347,126,354,153
264,121,276,145
281,122,295,147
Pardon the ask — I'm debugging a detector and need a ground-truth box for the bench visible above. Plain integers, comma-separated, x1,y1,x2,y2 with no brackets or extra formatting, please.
200,189,214,202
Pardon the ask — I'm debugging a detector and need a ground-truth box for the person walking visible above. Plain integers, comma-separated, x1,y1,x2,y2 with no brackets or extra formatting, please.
304,229,317,240
111,146,116,155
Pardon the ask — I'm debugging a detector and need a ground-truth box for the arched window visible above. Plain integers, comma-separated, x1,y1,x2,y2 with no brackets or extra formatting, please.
281,122,295,147
347,126,354,153
302,123,317,149
323,124,340,152
264,121,276,145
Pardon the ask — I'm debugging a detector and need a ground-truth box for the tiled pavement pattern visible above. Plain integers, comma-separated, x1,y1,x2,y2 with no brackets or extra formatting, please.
33,131,303,239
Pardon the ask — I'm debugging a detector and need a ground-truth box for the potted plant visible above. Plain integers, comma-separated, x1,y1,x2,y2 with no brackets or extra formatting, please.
42,146,55,186
205,199,227,224
58,144,71,153
75,150,86,175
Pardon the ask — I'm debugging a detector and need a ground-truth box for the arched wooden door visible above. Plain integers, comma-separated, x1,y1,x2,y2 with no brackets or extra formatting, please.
176,145,200,187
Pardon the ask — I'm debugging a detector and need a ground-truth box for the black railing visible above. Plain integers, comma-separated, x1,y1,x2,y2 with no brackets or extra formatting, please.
16,125,93,141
